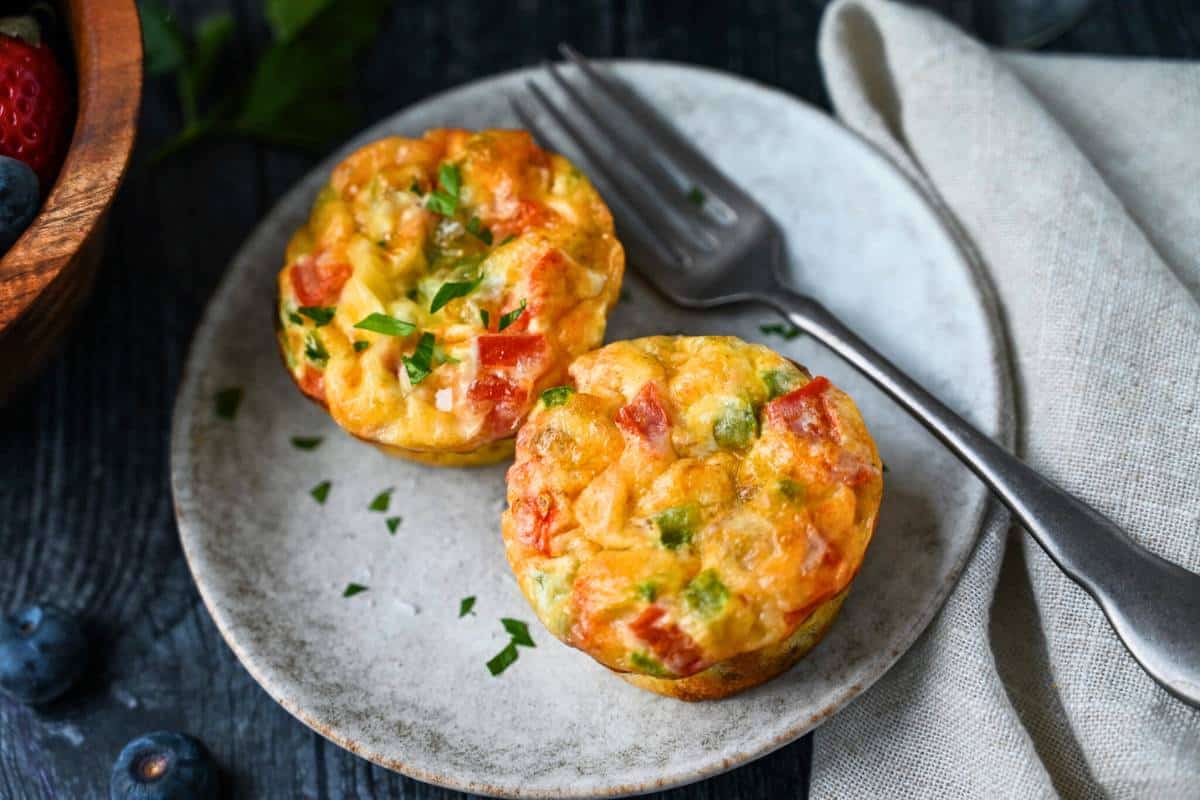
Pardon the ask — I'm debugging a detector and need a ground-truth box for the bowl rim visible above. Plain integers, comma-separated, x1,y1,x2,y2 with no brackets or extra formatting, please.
0,0,142,329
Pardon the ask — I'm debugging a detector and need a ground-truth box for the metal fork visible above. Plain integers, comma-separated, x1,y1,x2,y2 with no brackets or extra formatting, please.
511,44,1200,706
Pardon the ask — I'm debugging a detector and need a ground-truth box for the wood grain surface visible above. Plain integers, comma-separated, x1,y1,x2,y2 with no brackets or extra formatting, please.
0,0,141,402
0,1,1196,798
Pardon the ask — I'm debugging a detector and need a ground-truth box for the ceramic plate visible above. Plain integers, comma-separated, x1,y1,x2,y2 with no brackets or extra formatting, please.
171,62,1006,797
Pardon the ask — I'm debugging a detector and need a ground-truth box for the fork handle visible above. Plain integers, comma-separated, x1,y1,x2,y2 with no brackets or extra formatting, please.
768,290,1200,706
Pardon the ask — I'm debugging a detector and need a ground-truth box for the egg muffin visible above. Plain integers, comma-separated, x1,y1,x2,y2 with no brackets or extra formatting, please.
276,129,624,465
501,336,882,699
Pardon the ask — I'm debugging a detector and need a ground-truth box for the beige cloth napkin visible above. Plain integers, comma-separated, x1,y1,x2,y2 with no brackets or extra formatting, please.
814,2,1200,797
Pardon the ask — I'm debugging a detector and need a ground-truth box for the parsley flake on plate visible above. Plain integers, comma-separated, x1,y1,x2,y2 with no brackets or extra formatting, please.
759,323,802,341
310,480,331,504
487,641,519,676
290,436,323,450
459,596,476,617
386,516,402,534
368,488,393,512
687,186,705,207
298,306,335,326
214,387,242,420
343,583,368,598
354,313,416,337
498,299,527,331
501,618,536,648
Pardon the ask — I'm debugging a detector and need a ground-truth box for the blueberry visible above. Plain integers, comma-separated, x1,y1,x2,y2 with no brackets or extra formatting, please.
0,155,39,252
110,731,220,800
0,604,87,704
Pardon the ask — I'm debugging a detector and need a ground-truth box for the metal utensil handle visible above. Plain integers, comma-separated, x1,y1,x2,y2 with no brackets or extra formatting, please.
768,289,1200,706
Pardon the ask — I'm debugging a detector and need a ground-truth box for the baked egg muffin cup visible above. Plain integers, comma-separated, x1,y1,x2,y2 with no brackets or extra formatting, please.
275,129,624,466
501,336,883,700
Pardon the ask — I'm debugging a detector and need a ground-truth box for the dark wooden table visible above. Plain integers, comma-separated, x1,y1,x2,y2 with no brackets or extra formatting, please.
1,1,1195,797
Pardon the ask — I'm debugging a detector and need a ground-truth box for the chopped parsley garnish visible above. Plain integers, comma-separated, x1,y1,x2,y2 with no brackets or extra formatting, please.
636,582,657,602
630,651,671,677
386,516,402,534
760,323,802,341
368,488,393,512
499,234,516,246
778,478,805,501
498,299,526,331
540,386,575,407
354,313,416,337
683,569,729,618
501,618,536,648
466,215,493,245
298,306,335,326
288,312,303,325
654,504,699,549
424,163,461,216
459,596,476,617
310,480,331,504
479,309,490,329
290,436,323,450
713,402,758,449
486,641,519,676
343,583,368,598
687,186,706,207
409,179,422,195
402,332,436,385
304,332,329,365
214,387,242,420
430,273,483,313
353,340,370,352
762,368,802,399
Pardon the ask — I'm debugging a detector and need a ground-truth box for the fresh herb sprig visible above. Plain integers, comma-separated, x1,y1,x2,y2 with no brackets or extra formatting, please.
140,0,392,160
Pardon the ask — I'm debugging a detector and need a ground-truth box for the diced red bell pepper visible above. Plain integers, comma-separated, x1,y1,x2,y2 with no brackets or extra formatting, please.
468,373,529,437
628,605,707,676
513,491,555,555
763,376,835,441
477,334,545,368
614,382,671,452
299,365,326,403
291,253,352,307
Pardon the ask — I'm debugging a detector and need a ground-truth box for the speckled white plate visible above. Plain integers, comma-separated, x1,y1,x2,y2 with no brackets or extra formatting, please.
171,62,1006,798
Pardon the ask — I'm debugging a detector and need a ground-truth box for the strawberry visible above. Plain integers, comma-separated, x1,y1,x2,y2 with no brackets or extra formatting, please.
0,17,71,188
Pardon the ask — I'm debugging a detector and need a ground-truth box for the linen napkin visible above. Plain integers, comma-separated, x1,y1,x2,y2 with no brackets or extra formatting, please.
813,2,1200,797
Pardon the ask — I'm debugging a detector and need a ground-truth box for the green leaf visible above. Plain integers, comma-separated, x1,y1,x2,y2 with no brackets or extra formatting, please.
438,163,461,197
466,216,493,245
458,596,476,617
760,323,801,341
424,190,457,216
310,480,331,504
430,274,483,313
343,582,368,598
402,332,436,385
368,488,393,512
354,313,416,337
214,387,242,420
654,504,699,549
264,0,336,43
540,386,575,408
291,436,323,450
501,618,536,648
498,299,526,331
683,570,729,618
139,1,188,77
486,641,519,676
386,516,402,534
298,306,336,326
304,332,329,365
180,12,235,116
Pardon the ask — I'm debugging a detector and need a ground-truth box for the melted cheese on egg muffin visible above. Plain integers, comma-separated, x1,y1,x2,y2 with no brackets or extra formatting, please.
276,129,624,464
501,336,882,699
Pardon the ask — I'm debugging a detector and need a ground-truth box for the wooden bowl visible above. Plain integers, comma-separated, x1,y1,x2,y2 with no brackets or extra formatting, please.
0,0,141,402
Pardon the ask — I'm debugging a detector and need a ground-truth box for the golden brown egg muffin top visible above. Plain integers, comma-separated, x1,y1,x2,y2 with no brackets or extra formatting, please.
502,336,882,679
276,129,624,460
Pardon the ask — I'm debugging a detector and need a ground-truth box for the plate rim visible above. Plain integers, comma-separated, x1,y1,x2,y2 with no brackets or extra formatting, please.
170,58,1013,798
